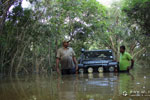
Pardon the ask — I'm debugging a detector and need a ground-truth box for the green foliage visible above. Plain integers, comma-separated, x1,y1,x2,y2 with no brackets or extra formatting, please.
122,0,150,36
122,0,150,61
0,0,107,75
1,0,150,75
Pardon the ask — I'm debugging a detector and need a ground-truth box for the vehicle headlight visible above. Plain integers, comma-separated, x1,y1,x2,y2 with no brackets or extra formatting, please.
79,68,84,74
88,67,93,73
98,67,104,73
109,66,114,72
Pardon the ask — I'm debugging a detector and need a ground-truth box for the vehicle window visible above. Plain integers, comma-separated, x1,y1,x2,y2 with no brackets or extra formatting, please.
83,51,113,60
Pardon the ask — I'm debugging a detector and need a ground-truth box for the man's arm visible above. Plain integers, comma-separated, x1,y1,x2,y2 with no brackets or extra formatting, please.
127,59,134,71
73,56,78,73
127,53,134,70
56,58,60,74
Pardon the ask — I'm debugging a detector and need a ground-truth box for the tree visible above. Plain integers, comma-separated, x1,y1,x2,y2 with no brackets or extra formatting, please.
122,0,150,61
0,0,107,75
0,0,22,35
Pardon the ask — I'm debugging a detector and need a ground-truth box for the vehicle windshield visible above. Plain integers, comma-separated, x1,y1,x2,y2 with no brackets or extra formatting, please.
83,51,113,60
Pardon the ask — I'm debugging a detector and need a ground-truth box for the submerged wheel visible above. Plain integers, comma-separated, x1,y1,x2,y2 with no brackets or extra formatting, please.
98,67,104,73
109,66,115,72
88,67,93,73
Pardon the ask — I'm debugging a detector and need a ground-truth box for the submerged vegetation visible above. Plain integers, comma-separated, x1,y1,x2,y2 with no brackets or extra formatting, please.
0,0,149,75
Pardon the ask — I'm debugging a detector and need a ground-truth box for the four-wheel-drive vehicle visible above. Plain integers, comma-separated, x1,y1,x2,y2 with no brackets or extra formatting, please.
78,49,119,73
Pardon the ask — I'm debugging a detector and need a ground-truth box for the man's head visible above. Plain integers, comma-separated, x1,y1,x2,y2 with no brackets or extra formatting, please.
63,40,69,48
120,45,126,53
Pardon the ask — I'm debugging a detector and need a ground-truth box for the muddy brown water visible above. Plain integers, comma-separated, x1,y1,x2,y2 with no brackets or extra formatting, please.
0,67,150,100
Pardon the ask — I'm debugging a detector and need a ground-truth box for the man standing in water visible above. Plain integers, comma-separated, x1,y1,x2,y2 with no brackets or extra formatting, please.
119,45,134,72
56,40,78,75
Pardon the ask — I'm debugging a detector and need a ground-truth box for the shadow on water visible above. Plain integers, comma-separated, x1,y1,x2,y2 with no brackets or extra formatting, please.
1,67,150,100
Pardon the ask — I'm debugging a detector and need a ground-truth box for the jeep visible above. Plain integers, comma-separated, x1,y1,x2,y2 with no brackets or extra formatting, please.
78,49,119,73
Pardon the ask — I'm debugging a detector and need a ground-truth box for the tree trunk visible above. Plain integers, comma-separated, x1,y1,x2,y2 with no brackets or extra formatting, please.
48,41,52,73
15,44,27,74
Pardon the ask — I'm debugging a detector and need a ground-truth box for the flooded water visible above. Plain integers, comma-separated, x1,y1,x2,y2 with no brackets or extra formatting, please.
0,67,150,100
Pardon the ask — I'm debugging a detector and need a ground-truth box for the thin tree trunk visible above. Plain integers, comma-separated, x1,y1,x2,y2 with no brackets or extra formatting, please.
48,41,52,73
55,39,58,56
10,48,19,75
109,35,116,53
133,48,146,58
35,57,39,74
35,57,44,74
15,44,27,74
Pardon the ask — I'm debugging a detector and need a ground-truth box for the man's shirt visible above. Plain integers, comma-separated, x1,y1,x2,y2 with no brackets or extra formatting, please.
119,52,132,71
56,47,76,69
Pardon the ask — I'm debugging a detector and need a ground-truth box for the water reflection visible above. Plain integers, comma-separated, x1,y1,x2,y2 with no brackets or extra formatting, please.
118,73,134,96
0,68,150,100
